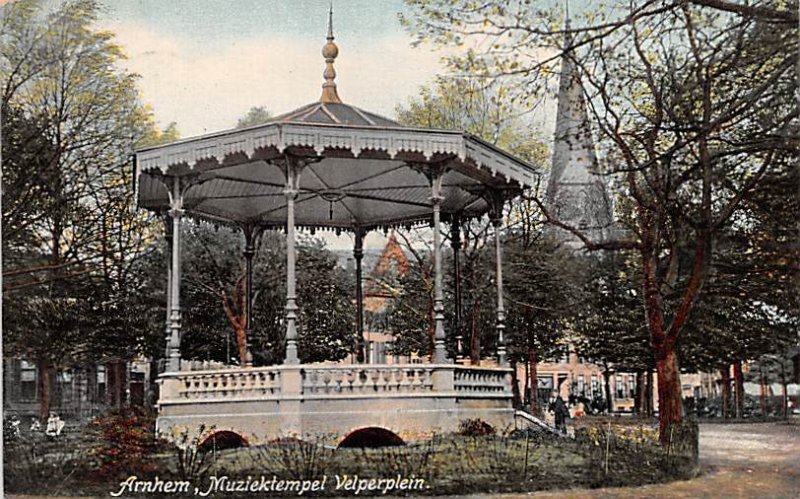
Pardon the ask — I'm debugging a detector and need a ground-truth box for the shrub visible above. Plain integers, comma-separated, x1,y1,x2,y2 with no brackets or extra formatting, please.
85,407,167,481
457,419,496,437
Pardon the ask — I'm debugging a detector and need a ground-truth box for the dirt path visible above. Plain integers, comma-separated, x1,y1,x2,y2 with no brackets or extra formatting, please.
476,421,800,499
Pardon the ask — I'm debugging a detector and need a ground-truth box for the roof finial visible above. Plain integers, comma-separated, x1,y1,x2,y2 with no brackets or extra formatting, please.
327,2,334,40
320,3,342,104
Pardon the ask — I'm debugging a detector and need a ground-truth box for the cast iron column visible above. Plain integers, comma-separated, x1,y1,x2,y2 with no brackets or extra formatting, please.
167,177,184,372
354,228,366,363
163,213,173,362
431,170,447,364
451,214,463,358
283,161,300,364
243,224,257,367
491,194,507,367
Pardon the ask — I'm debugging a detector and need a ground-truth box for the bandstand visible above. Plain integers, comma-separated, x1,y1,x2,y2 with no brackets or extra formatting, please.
134,12,540,446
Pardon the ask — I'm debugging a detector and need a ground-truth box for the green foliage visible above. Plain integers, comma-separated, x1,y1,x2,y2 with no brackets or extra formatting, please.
252,438,335,480
297,241,357,363
457,418,496,437
1,0,165,378
180,222,356,365
236,105,273,128
385,254,434,357
402,0,798,441
574,252,651,371
213,429,695,496
503,235,584,365
396,78,548,165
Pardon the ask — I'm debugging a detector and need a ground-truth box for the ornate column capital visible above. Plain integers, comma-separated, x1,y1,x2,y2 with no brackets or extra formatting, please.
282,187,299,200
168,207,184,219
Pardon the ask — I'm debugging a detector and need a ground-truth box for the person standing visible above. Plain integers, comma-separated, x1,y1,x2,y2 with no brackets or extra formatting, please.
553,395,570,434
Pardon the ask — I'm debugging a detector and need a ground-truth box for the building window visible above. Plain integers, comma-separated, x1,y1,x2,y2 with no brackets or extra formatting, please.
375,343,386,364
560,345,569,364
20,360,37,400
629,376,636,399
97,365,106,399
591,375,599,398
577,375,585,397
537,375,554,405
616,375,625,399
59,370,73,402
557,373,568,394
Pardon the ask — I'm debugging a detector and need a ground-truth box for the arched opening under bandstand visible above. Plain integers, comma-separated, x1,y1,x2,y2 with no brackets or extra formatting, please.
338,427,405,448
199,430,249,452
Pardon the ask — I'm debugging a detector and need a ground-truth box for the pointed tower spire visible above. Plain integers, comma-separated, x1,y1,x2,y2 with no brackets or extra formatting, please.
545,8,614,248
320,4,342,104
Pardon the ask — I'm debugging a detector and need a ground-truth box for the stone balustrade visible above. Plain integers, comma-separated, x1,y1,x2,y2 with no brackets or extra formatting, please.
162,363,511,404
301,365,435,395
454,365,511,396
176,367,282,401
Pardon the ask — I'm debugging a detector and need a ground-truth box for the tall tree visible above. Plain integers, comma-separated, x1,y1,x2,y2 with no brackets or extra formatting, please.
403,0,798,442
1,0,163,416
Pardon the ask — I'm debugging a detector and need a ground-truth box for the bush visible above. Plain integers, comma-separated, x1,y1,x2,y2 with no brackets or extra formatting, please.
85,407,168,481
457,418,496,437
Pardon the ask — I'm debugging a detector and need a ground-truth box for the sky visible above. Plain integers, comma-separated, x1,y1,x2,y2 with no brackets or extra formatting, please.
96,0,448,136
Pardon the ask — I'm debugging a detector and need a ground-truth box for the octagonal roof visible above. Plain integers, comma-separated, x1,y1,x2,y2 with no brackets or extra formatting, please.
134,14,539,231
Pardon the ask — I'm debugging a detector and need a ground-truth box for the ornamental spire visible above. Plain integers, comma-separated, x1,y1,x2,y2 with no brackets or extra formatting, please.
320,4,342,104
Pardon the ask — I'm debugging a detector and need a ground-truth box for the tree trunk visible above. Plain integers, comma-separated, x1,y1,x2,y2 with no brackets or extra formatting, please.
656,346,683,445
733,361,744,419
510,360,522,409
523,358,529,408
38,358,51,420
719,366,731,419
759,366,768,416
603,370,613,414
528,347,538,416
634,370,645,416
781,381,788,419
235,326,247,366
105,360,128,410
105,361,116,408
780,363,788,419
645,370,654,417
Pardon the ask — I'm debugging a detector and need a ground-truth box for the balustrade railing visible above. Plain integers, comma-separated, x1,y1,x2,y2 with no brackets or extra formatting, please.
166,364,511,402
177,367,282,400
301,365,434,395
454,366,510,396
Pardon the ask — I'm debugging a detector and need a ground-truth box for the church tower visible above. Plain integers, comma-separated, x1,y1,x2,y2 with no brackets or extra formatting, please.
545,15,614,248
